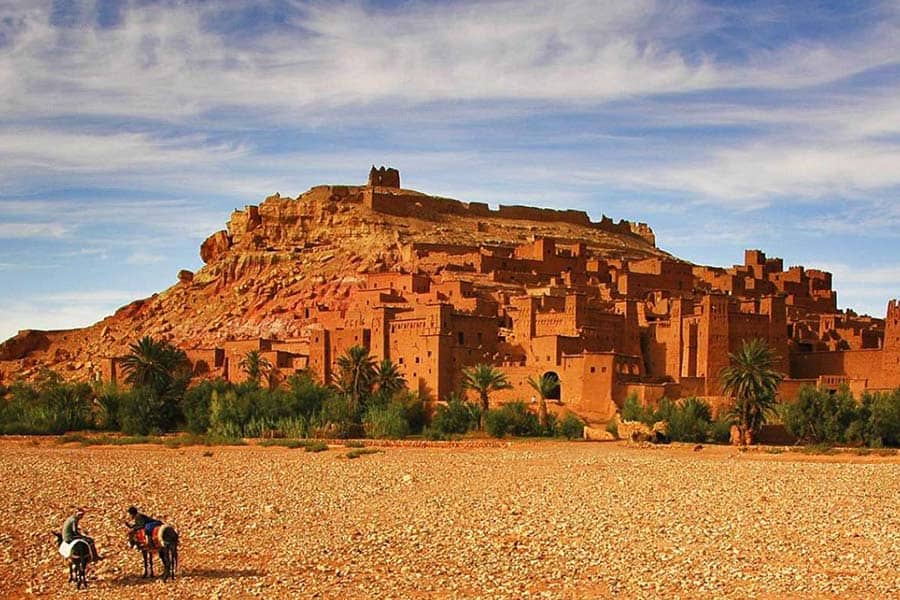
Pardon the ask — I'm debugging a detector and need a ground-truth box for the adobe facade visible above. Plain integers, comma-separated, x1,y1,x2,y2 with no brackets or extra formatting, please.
95,170,898,422
140,244,897,421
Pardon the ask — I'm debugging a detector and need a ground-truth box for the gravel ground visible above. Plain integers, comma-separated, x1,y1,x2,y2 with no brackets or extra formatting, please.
1,439,899,599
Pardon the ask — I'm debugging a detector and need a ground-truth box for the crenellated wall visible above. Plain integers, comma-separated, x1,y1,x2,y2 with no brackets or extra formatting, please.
363,188,656,246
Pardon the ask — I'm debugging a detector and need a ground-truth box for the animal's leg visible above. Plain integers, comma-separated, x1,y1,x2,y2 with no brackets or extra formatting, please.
76,558,86,589
160,549,169,581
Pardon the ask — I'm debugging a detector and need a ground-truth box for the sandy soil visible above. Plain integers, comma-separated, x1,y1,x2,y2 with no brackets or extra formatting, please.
1,439,899,599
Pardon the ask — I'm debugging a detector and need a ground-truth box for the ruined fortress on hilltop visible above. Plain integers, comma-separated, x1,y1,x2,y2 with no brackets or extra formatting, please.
0,167,897,422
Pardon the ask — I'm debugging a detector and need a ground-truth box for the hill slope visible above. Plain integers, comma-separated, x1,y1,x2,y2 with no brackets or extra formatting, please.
0,181,663,382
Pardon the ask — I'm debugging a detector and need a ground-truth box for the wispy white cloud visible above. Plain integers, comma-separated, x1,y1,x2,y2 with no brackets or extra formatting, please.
0,222,68,238
0,1,713,120
816,194,900,233
0,288,155,342
614,141,900,205
1,0,895,123
0,130,246,173
0,1,898,208
125,251,165,265
0,197,226,239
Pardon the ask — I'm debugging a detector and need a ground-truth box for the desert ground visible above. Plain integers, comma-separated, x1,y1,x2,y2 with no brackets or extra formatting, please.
1,439,899,599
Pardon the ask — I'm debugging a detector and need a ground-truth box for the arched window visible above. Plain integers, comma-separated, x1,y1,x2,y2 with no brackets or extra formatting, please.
542,371,561,401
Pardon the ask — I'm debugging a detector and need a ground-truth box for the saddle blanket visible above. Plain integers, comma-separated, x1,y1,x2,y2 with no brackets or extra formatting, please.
152,523,171,547
136,523,171,548
58,539,88,559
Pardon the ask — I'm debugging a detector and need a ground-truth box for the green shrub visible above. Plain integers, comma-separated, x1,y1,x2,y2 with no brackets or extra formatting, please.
558,413,585,439
391,391,427,434
58,433,92,445
259,438,307,449
315,395,363,438
658,397,713,443
605,419,618,438
485,402,541,438
39,382,93,434
801,443,836,455
244,415,278,438
710,416,733,444
782,385,860,444
274,416,309,439
621,394,653,424
422,426,449,441
346,448,380,459
363,403,410,439
203,432,247,446
431,396,478,435
0,378,93,435
117,388,165,436
304,440,329,452
867,389,900,447
93,382,126,430
181,379,230,434
484,408,512,438
285,371,333,418
59,434,163,446
544,412,558,436
208,389,252,438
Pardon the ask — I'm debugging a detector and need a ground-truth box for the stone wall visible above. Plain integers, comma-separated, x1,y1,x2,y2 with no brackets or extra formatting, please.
363,189,656,246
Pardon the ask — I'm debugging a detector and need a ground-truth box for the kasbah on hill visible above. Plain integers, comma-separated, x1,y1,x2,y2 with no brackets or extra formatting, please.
1,166,898,431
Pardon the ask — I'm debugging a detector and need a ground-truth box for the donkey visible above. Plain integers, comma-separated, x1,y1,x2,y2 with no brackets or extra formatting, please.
52,532,91,589
127,523,179,581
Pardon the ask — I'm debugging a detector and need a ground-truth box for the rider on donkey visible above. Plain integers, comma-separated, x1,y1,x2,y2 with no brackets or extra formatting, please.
127,506,164,542
62,508,102,561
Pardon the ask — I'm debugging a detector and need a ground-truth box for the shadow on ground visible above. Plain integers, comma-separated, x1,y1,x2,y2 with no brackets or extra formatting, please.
110,568,265,587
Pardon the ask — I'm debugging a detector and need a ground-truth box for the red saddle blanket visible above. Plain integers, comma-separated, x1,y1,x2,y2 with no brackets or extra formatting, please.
134,524,169,549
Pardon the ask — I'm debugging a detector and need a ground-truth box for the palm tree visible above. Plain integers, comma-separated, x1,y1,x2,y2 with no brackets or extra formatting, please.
528,373,560,430
240,350,273,385
373,358,406,401
333,345,377,410
461,364,512,430
121,336,189,431
720,338,785,445
121,336,188,398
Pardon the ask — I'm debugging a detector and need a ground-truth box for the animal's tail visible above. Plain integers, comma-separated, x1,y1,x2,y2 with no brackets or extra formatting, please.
162,526,179,547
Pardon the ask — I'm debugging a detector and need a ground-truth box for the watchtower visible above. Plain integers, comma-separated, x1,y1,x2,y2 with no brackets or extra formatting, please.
368,165,400,188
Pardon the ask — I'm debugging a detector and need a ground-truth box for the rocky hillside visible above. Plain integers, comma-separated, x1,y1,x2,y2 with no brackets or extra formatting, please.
0,181,665,383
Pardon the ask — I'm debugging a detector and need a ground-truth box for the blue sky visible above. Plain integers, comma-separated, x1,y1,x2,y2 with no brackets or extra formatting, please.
1,0,900,341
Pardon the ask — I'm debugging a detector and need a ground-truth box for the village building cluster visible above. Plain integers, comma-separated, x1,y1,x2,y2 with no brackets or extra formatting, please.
101,168,900,419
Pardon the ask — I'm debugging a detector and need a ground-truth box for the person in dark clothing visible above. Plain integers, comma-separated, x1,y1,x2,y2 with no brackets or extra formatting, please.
127,506,163,539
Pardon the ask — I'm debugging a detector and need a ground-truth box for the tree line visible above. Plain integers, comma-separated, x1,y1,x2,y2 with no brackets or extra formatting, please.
2,336,899,446
0,336,583,440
